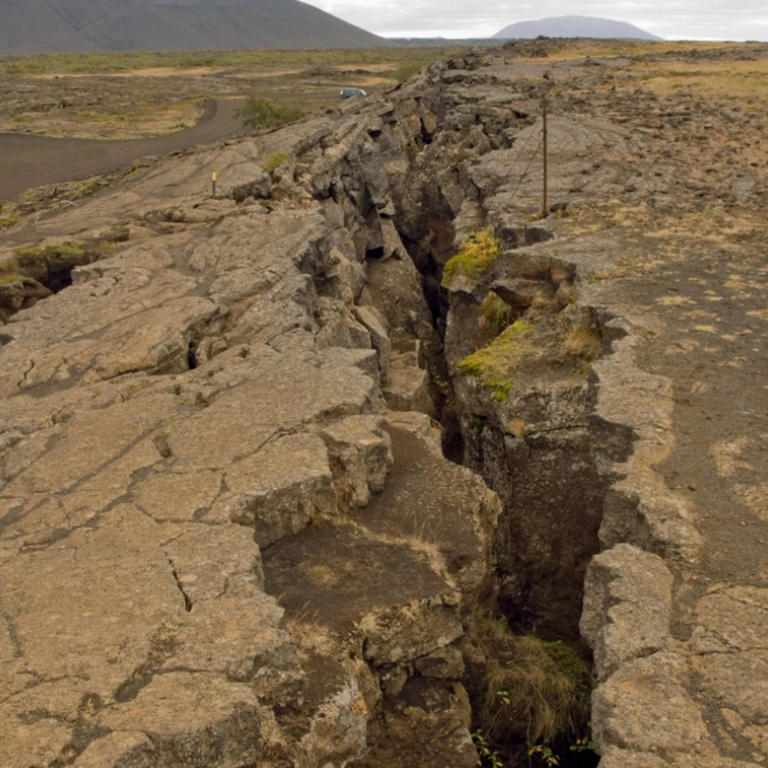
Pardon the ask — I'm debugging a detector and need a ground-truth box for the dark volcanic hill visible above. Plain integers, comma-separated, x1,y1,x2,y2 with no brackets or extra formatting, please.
0,0,386,53
495,15,661,41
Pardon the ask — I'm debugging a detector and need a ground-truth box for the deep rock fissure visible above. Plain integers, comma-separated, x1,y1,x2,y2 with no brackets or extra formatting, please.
341,171,615,764
294,59,634,761
398,219,612,764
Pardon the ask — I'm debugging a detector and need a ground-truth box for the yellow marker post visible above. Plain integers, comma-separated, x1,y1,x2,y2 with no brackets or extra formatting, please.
211,171,217,198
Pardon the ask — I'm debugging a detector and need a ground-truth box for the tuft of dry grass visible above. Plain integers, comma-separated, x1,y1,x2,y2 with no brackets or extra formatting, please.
563,322,602,363
472,615,592,747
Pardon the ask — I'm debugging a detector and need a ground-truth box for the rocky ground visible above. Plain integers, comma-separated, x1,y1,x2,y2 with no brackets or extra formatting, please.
0,40,767,767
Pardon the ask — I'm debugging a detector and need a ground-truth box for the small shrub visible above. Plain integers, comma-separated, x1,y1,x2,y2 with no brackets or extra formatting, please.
528,742,560,767
237,97,305,131
443,228,501,287
473,730,504,768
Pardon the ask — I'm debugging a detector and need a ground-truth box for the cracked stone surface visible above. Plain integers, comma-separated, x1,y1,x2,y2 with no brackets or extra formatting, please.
0,51,509,768
2,41,768,767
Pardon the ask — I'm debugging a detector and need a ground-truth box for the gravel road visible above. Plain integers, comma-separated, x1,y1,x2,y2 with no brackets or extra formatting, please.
0,98,244,202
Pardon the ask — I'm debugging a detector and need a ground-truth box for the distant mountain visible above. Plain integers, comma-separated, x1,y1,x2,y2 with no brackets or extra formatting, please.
495,16,661,41
0,0,386,54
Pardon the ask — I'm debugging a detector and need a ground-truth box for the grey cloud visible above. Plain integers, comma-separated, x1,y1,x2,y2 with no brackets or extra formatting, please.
304,0,768,40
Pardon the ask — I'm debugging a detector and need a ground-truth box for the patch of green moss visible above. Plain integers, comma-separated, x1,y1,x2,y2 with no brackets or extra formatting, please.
442,228,501,288
106,227,131,244
458,319,533,401
0,271,24,285
481,290,516,337
6,235,125,291
122,166,147,181
73,177,109,199
262,152,289,172
15,241,85,263
0,211,20,230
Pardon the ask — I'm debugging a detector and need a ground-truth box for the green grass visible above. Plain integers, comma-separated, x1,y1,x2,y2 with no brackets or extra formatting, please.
2,231,129,288
395,58,429,83
10,241,91,284
459,314,603,399
442,227,501,288
73,177,109,198
563,322,602,368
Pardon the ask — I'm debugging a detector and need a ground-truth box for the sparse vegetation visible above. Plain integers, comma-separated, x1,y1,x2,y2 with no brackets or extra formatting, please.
2,232,127,288
10,241,93,285
0,46,463,140
0,232,131,321
473,730,504,768
237,97,305,131
443,228,502,287
73,176,110,198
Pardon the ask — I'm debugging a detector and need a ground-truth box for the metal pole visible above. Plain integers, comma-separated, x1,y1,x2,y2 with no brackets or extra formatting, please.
542,96,548,219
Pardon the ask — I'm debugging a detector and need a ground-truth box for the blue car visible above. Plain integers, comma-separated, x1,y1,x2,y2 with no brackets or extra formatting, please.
340,88,367,98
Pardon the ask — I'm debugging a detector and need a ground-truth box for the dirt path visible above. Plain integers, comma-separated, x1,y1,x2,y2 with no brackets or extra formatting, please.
0,98,244,202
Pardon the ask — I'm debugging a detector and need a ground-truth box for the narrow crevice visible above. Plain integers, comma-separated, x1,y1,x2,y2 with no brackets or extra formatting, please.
186,339,199,370
388,198,609,764
168,558,193,613
1,233,129,325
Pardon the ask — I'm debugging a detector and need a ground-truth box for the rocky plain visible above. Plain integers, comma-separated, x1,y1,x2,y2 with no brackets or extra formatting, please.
1,39,767,767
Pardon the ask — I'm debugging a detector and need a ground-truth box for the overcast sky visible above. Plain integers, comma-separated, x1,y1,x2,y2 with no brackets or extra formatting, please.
302,0,768,41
